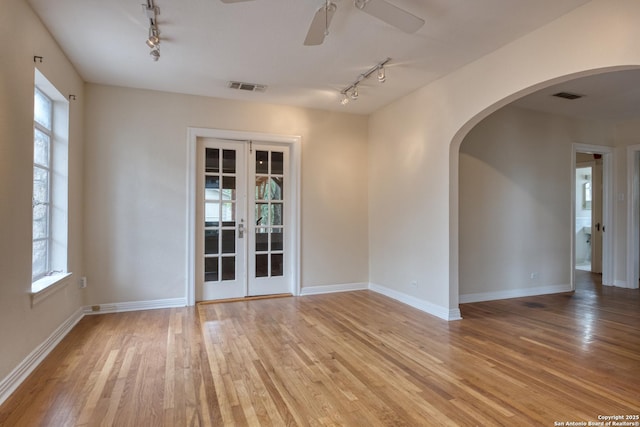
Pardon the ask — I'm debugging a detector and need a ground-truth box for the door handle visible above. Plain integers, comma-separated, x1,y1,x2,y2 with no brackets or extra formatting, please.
595,222,600,231
238,221,245,239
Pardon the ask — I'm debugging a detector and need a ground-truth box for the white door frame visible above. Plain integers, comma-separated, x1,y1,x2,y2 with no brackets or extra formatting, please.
627,144,640,289
186,127,301,305
571,143,613,289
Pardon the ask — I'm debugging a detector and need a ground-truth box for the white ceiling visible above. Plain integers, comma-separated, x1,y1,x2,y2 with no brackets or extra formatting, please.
28,0,592,114
512,69,640,121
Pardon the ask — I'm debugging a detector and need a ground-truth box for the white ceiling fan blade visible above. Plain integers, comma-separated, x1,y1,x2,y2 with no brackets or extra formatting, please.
356,0,424,33
304,2,337,46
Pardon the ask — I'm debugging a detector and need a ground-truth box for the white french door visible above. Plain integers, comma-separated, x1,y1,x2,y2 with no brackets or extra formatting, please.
196,138,292,301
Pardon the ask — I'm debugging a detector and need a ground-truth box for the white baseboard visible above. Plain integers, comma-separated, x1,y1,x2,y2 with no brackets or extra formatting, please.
369,283,461,321
83,297,187,314
299,282,368,296
0,307,84,406
459,284,572,304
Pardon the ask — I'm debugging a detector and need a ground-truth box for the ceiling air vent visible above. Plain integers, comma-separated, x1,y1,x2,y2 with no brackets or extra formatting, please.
552,91,584,100
228,81,267,92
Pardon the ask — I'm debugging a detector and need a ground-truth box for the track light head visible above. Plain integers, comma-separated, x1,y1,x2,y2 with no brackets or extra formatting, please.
146,35,160,48
340,93,350,105
150,48,160,61
350,87,358,100
377,66,386,83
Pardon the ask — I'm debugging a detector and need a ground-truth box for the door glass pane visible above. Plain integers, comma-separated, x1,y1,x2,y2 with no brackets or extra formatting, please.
205,176,220,200
205,202,220,227
205,257,218,282
34,129,50,166
271,151,284,175
270,203,283,226
271,254,283,277
222,176,236,200
256,229,268,252
206,148,219,173
205,230,219,255
256,177,269,200
222,150,236,174
221,202,235,226
256,150,269,174
256,254,268,278
221,229,235,254
271,228,283,251
256,203,268,226
270,178,283,201
221,257,235,281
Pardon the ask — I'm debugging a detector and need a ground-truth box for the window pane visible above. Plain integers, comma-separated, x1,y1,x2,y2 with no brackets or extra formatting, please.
33,215,48,240
271,254,283,277
33,167,49,204
221,257,235,281
34,89,52,130
271,228,283,251
205,148,219,173
32,239,48,279
256,254,268,278
205,230,219,255
204,257,218,282
222,150,236,174
271,151,284,175
205,202,220,227
256,150,268,174
34,129,50,167
33,200,48,222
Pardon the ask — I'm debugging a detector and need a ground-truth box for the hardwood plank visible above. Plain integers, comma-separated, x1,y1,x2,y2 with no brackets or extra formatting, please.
1,271,638,426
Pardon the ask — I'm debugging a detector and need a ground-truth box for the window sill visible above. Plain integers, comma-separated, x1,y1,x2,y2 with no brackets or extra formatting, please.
31,273,73,306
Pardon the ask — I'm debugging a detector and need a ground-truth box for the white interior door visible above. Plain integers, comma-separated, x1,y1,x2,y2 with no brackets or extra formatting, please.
196,138,247,300
592,160,603,273
247,143,291,296
196,138,292,301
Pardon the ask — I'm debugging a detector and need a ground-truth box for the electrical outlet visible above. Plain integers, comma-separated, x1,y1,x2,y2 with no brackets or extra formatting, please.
530,272,539,280
410,280,418,288
79,276,87,288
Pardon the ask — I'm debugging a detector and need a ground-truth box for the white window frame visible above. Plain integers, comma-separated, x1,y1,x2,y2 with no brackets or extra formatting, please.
31,69,71,303
32,87,53,282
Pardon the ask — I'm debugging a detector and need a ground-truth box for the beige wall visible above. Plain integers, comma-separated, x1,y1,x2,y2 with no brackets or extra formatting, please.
0,0,84,381
369,0,640,314
84,84,369,305
459,106,615,298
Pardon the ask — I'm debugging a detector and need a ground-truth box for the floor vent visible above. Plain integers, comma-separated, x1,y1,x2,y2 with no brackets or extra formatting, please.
228,81,267,92
552,91,584,100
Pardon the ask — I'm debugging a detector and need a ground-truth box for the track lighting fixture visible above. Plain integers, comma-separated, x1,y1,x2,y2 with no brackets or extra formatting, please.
146,27,160,48
339,58,390,105
142,0,161,61
377,66,386,83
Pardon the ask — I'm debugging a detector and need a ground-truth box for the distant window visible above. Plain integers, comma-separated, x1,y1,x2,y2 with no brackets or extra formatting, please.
32,70,69,289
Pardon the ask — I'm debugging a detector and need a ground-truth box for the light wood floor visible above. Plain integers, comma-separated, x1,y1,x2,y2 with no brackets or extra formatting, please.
1,272,638,426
